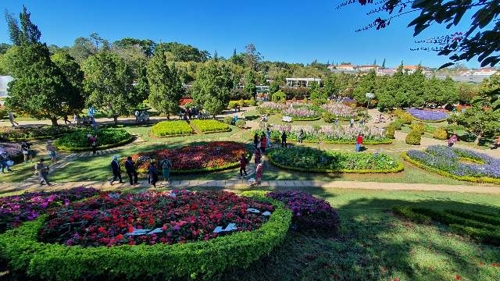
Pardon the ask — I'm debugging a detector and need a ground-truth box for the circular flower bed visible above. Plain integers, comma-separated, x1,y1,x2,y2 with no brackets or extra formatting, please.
0,187,100,233
407,108,448,122
268,147,403,173
404,145,500,183
129,141,247,174
0,191,291,280
54,128,133,151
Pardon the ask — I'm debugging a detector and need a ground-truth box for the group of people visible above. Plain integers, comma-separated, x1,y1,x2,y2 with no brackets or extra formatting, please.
109,155,173,188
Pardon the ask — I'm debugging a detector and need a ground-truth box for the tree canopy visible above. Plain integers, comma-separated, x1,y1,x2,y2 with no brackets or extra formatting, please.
341,0,500,67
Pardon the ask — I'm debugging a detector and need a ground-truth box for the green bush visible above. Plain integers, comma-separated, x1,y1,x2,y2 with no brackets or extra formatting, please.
271,90,286,103
235,119,246,129
228,101,239,109
0,107,7,120
223,116,234,125
190,120,231,133
0,197,292,280
433,127,448,140
405,130,422,145
410,122,425,135
54,128,132,151
150,120,193,137
400,112,413,124
385,125,395,139
390,119,404,130
322,112,335,123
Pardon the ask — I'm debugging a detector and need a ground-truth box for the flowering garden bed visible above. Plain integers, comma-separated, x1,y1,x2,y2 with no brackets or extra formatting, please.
0,187,100,233
268,147,403,173
0,190,291,280
126,141,247,174
258,124,392,145
406,108,448,123
54,128,134,151
403,145,500,184
190,120,231,133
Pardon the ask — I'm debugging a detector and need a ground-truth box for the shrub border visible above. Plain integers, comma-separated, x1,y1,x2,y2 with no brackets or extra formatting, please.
55,134,135,152
402,152,500,184
0,194,292,281
268,152,404,174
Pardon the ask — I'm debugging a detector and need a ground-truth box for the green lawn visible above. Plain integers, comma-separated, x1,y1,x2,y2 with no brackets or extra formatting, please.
218,188,500,281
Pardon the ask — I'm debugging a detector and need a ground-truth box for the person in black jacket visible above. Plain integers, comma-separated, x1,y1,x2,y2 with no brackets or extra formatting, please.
125,156,138,185
109,155,123,185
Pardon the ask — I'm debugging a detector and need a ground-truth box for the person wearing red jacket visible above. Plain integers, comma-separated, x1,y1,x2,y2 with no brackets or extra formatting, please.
356,134,363,152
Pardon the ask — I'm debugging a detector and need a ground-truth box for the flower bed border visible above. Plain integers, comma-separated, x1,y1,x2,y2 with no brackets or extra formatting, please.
301,139,393,145
411,117,448,123
268,153,404,174
56,135,135,152
402,152,500,184
0,194,292,281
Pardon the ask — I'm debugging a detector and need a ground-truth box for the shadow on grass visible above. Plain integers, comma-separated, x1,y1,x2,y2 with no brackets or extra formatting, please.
217,193,500,281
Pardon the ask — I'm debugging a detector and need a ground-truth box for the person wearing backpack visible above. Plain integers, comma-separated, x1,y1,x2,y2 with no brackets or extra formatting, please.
239,153,248,178
159,156,172,186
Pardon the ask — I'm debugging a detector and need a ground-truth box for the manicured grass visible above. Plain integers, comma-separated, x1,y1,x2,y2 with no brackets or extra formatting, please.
218,188,500,281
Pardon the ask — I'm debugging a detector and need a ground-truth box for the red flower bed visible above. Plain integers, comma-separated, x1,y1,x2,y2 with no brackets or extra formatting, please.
0,187,100,233
39,190,274,247
126,141,247,174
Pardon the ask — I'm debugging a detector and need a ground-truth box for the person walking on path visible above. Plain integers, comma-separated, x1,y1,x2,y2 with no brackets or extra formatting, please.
260,133,267,153
21,141,33,163
350,118,354,128
254,147,262,165
281,131,287,148
253,133,260,149
109,155,123,186
255,161,264,185
356,134,364,152
266,127,272,148
35,158,52,186
125,156,138,186
148,160,159,188
239,153,248,178
159,156,172,186
46,141,57,164
87,134,98,155
448,134,458,147
298,129,304,144
8,112,19,127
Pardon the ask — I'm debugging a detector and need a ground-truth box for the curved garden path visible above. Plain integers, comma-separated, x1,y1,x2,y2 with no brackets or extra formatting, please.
1,107,499,194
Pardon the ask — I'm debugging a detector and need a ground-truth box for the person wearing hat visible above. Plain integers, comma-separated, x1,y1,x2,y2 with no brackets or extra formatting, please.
109,155,123,185
35,158,51,186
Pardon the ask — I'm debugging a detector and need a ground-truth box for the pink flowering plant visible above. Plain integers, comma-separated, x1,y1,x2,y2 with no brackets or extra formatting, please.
266,191,340,232
321,103,357,119
39,190,274,247
0,187,100,233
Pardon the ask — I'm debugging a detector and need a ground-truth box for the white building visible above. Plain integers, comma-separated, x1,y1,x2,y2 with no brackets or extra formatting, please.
285,78,322,87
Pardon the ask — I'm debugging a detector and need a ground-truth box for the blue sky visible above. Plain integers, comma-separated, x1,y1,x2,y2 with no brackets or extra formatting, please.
0,0,480,68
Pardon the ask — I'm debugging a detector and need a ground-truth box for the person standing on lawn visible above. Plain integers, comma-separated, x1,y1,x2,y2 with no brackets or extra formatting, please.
21,141,33,163
109,155,123,185
125,156,138,185
356,134,364,152
159,156,173,186
298,129,304,144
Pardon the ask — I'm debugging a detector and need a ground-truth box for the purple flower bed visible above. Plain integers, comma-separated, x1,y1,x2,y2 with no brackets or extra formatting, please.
407,108,448,121
0,142,22,161
0,187,100,232
266,191,340,232
406,145,500,179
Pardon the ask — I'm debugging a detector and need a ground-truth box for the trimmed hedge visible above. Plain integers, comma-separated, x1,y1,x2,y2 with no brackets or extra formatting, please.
0,126,77,141
405,130,422,145
54,128,134,152
0,195,292,281
150,120,194,137
392,206,431,224
190,120,231,134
